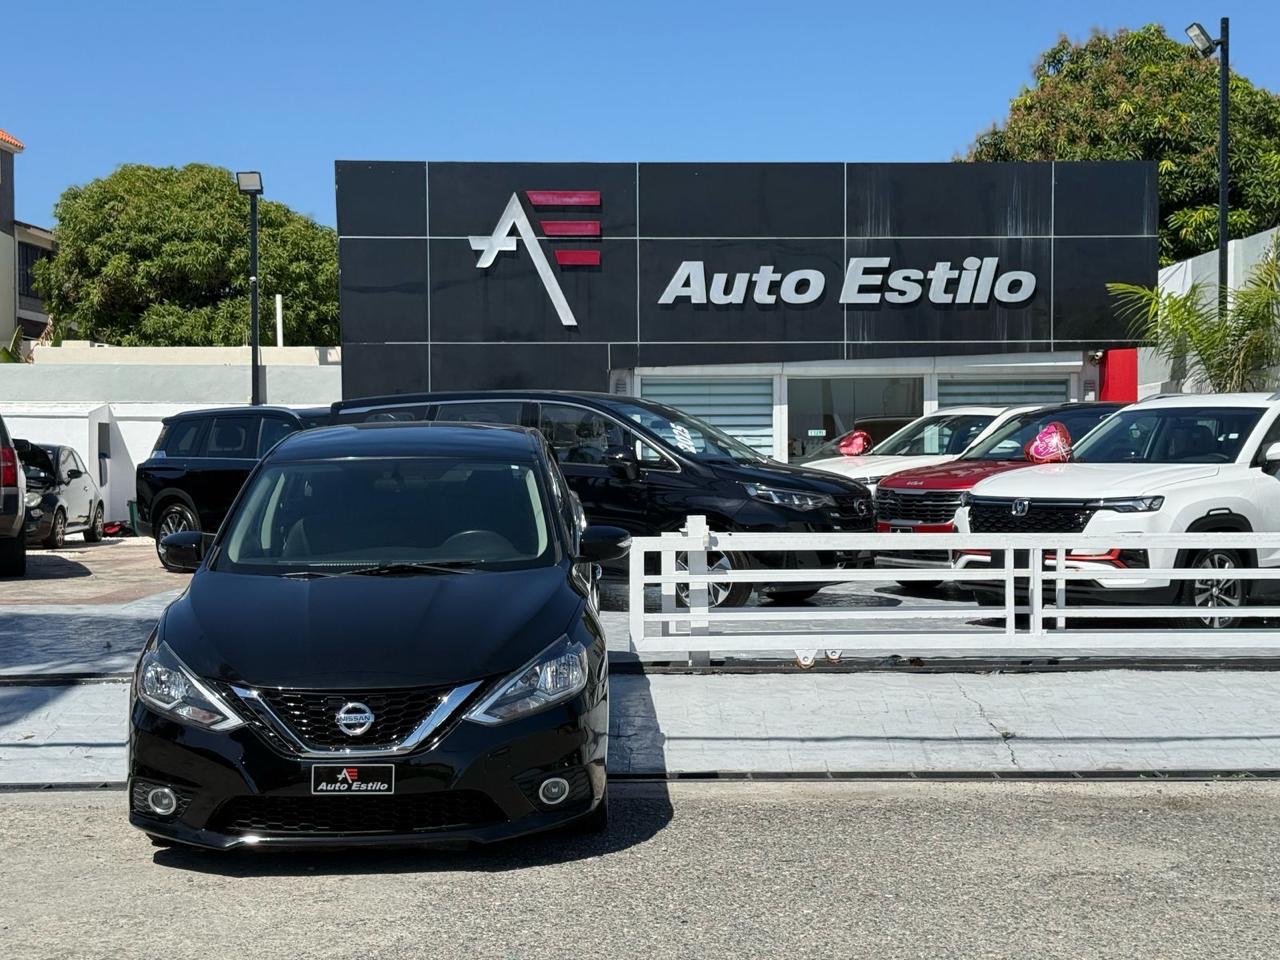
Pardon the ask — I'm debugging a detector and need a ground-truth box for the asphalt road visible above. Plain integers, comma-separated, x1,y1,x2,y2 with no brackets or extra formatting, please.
3,781,1277,960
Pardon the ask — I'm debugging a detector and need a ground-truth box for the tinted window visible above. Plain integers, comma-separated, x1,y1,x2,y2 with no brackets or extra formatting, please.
1074,407,1265,464
257,418,298,456
964,407,1116,462
538,404,626,464
218,458,552,573
204,417,258,458
434,402,524,425
160,418,206,457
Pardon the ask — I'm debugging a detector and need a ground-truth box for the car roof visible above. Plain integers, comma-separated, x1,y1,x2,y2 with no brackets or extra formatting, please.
929,405,1008,416
333,389,637,413
266,421,542,462
1135,392,1275,409
164,405,313,422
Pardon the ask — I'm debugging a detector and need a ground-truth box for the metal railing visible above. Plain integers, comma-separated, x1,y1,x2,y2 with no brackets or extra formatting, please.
625,515,1280,663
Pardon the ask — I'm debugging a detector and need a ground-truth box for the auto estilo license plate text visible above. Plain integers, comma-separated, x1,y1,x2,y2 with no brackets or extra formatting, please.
310,764,395,794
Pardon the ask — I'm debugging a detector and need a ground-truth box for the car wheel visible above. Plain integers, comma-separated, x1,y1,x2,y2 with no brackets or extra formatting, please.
84,503,106,543
1183,547,1247,629
0,536,25,577
675,550,753,608
763,588,821,604
155,503,199,570
43,510,66,549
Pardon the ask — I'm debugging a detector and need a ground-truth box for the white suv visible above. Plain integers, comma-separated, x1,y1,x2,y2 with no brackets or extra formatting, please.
954,393,1280,625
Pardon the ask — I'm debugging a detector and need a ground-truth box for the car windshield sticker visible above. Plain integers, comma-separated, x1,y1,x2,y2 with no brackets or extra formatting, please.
671,424,699,455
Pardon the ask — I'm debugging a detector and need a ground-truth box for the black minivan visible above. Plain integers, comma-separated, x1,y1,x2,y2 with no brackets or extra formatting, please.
333,391,874,605
130,422,628,849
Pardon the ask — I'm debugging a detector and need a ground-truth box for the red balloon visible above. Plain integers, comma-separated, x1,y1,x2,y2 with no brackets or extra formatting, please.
1025,421,1072,463
837,430,873,456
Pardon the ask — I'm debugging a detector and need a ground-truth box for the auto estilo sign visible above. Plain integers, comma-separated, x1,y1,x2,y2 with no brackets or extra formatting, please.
335,161,1158,395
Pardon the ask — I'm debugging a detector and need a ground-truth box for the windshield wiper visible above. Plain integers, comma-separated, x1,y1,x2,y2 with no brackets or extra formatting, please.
338,561,478,577
277,570,338,580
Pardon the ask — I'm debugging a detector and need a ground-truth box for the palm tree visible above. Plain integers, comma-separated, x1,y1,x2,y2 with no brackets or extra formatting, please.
1108,239,1280,393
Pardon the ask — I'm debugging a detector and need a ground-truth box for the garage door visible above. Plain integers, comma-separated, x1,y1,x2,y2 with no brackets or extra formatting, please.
639,378,775,456
938,379,1070,407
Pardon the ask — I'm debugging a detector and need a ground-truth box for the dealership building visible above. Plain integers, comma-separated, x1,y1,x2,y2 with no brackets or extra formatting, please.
337,161,1155,460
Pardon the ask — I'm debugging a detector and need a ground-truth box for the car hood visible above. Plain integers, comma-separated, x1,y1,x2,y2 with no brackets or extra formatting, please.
969,462,1223,499
806,453,956,481
160,566,582,689
709,459,869,496
878,459,1033,491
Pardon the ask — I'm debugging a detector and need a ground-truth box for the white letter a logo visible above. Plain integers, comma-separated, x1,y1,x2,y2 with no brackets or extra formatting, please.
469,194,578,327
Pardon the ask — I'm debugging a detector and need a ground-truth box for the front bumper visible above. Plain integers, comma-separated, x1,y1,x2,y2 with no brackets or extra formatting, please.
22,509,54,545
128,683,608,850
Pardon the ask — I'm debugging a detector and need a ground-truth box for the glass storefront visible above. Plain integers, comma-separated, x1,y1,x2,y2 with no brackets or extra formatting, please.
786,377,924,461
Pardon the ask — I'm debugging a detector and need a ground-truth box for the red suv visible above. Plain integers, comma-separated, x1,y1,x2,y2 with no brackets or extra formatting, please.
873,402,1124,575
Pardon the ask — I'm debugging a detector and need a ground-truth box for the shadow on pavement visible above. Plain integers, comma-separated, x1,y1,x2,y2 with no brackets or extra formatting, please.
7,554,93,581
151,784,675,876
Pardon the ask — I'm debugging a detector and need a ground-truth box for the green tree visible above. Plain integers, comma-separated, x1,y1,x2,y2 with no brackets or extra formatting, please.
32,163,338,346
1108,240,1280,391
968,25,1280,264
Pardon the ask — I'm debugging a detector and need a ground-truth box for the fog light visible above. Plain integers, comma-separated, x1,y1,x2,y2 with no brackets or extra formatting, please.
147,787,178,817
538,776,570,806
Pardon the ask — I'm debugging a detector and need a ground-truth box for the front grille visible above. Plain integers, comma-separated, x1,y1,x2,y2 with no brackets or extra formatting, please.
211,791,505,836
875,488,964,525
969,499,1095,534
828,493,873,529
256,687,449,750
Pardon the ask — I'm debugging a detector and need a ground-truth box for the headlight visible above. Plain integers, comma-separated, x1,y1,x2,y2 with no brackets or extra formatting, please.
25,492,41,509
742,483,835,511
1088,496,1164,513
136,640,244,730
465,636,589,725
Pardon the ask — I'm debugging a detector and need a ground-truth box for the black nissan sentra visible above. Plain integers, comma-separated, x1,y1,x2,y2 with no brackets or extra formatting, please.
128,422,629,849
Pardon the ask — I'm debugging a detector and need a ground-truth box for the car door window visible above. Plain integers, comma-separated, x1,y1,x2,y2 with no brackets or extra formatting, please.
537,404,626,465
59,449,76,481
434,402,525,425
257,418,298,456
1252,415,1280,466
204,417,258,458
159,418,207,458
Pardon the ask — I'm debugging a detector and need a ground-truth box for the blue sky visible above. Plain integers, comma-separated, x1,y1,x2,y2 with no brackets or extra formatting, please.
7,0,1279,228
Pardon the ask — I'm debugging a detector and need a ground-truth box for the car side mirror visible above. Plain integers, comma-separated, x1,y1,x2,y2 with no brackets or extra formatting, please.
66,469,83,480
1264,442,1280,474
603,445,640,481
579,525,631,563
158,531,205,572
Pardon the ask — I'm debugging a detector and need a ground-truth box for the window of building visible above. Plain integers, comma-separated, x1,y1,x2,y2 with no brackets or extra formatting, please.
18,243,51,299
785,377,924,461
639,378,775,457
937,379,1070,407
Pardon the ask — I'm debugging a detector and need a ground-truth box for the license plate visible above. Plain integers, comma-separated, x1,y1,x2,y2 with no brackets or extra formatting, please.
310,764,395,795
890,526,913,534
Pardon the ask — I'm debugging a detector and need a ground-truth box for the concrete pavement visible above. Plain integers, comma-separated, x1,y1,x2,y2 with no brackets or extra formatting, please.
3,781,1277,960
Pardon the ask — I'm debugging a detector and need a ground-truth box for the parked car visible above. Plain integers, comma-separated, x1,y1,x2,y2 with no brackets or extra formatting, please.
136,405,330,570
129,421,628,849
803,406,1020,494
955,393,1280,626
16,441,105,547
871,402,1125,577
0,412,26,576
332,390,874,606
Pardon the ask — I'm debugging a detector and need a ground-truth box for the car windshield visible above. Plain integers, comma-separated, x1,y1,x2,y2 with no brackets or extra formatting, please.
963,407,1116,462
866,413,995,457
1073,407,1265,464
215,457,554,575
603,400,766,464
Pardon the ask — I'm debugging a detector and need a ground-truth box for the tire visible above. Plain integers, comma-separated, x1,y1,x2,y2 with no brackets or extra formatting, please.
675,550,753,608
1181,547,1247,629
84,503,105,543
571,794,609,835
0,536,25,577
764,588,821,604
43,509,66,549
155,502,199,571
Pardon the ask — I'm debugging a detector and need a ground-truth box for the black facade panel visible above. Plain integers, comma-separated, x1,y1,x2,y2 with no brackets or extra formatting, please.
639,163,843,237
338,239,429,344
334,161,427,238
846,163,1052,238
638,239,844,343
1053,161,1159,237
426,162,637,237
1052,236,1160,343
342,343,431,399
843,238,1051,347
430,344,611,391
428,238,636,343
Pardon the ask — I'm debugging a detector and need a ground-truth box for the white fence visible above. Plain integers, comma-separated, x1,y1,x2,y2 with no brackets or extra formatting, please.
626,516,1280,663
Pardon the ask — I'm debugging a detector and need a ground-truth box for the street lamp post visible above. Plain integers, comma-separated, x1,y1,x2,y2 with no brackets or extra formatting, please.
1186,18,1230,318
235,171,265,405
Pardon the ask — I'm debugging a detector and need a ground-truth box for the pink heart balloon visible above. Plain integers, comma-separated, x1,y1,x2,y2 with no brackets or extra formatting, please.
1025,421,1072,463
838,430,873,456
